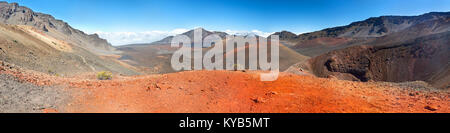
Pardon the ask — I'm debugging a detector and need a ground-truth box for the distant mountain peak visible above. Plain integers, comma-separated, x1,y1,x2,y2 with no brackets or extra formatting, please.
273,31,298,40
129,27,273,46
142,28,229,45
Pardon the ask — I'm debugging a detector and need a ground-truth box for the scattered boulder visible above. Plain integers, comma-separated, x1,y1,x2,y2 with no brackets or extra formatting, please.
251,97,266,103
424,105,438,111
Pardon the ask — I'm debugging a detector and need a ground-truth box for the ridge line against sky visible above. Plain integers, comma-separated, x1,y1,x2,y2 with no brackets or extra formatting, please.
4,0,450,46
91,29,275,45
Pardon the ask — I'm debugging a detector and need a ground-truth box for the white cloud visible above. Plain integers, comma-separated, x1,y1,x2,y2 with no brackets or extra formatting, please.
93,28,274,46
93,29,189,46
224,29,274,37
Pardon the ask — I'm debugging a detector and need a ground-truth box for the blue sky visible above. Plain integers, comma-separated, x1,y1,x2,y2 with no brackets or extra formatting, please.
4,0,450,45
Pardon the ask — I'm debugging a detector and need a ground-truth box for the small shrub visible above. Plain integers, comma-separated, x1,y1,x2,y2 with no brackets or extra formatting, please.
97,71,112,80
13,40,18,43
48,69,56,75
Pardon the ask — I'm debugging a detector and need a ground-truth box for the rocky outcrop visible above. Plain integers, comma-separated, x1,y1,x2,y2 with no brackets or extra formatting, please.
272,31,297,40
0,2,116,54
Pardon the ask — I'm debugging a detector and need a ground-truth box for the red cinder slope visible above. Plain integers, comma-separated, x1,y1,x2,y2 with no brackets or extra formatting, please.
65,70,449,113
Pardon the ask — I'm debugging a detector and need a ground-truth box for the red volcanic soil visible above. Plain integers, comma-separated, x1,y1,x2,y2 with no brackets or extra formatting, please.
1,64,448,113
63,71,449,113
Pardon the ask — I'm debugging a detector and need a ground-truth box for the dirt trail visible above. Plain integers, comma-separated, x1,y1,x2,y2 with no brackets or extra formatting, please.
78,55,96,71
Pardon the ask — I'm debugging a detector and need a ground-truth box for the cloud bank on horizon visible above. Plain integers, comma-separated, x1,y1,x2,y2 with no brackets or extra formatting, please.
94,29,274,46
93,29,189,46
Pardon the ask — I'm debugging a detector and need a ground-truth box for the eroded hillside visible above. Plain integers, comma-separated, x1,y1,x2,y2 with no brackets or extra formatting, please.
0,2,139,76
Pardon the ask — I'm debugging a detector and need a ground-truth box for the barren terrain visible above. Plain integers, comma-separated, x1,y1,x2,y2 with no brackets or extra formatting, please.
0,2,448,113
1,63,448,113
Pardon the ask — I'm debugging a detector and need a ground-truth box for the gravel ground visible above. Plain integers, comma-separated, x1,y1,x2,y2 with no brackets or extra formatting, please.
0,74,69,113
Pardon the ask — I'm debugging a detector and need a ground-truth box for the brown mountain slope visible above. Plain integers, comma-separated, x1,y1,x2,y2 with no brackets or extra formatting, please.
0,23,139,76
275,12,450,57
0,2,139,76
303,31,449,89
117,44,177,74
118,28,310,74
283,12,449,89
0,2,117,54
